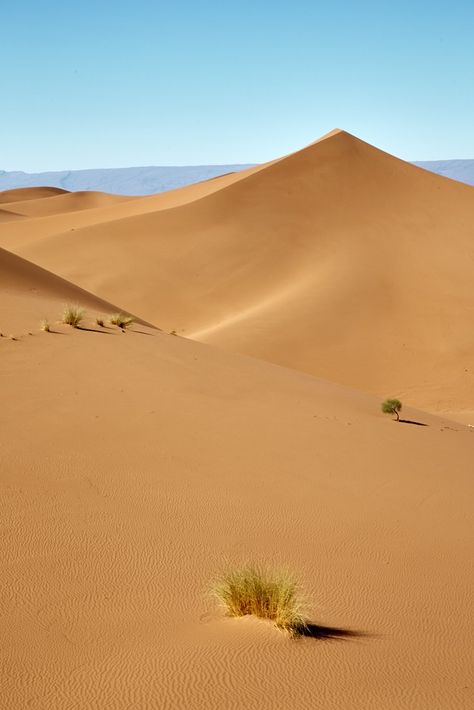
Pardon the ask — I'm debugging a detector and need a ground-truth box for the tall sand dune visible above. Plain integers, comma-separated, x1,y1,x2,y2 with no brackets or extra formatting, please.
2,130,473,415
2,311,473,709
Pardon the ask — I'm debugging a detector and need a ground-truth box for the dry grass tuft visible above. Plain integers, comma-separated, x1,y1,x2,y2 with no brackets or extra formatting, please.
41,319,51,332
63,305,85,328
96,317,105,327
110,313,134,329
212,565,307,635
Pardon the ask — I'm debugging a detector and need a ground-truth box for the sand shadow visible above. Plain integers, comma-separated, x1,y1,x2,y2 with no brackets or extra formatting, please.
130,329,154,336
399,419,428,427
76,326,112,334
299,623,366,641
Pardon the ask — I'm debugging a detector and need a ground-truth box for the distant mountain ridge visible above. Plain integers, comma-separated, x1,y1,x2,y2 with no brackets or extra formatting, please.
0,159,473,195
413,160,474,186
0,165,253,196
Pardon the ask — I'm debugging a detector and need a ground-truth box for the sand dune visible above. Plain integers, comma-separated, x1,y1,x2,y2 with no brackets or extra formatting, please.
2,130,473,415
0,167,264,250
0,189,135,218
2,310,473,709
0,185,68,203
0,246,151,333
0,208,26,223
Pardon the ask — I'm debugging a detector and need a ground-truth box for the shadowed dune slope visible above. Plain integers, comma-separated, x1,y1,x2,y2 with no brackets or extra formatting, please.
0,246,153,332
0,186,68,203
1,130,474,414
0,208,25,223
1,315,473,709
0,189,135,218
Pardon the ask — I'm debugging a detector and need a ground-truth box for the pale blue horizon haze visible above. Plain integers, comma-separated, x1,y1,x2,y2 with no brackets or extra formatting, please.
2,0,474,172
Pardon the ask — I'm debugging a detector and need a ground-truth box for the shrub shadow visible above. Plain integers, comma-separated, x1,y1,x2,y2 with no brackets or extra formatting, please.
76,326,112,334
299,623,366,640
399,419,427,427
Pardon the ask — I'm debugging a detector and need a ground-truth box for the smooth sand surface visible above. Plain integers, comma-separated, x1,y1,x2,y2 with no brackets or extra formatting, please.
1,131,474,708
0,247,153,333
1,130,473,417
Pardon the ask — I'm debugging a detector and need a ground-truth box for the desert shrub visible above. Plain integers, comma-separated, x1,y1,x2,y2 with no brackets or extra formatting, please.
381,398,402,421
96,317,105,327
63,305,84,328
212,565,307,635
110,313,134,329
41,319,51,332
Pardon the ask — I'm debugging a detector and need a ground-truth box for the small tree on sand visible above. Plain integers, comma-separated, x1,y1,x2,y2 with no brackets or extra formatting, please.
382,398,402,421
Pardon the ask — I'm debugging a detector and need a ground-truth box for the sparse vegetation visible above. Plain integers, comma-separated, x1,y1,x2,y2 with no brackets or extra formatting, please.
41,319,51,332
212,565,307,635
110,313,134,329
96,317,105,327
63,305,85,328
170,329,177,336
382,398,402,421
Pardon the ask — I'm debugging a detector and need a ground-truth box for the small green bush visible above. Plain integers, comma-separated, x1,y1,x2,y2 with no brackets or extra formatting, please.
381,398,402,421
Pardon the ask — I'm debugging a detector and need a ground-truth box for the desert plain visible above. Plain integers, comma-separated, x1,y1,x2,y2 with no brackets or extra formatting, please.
1,129,474,709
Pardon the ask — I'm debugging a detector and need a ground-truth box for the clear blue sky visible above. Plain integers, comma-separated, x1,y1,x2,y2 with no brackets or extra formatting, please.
2,0,473,171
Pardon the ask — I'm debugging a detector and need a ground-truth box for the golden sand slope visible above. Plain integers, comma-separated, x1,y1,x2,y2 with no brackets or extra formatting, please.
2,279,473,708
1,130,473,416
0,246,151,333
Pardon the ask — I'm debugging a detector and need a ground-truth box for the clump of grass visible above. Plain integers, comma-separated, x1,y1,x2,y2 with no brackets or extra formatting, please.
63,304,85,328
170,329,177,336
41,319,51,332
110,313,134,329
212,565,307,635
96,317,105,327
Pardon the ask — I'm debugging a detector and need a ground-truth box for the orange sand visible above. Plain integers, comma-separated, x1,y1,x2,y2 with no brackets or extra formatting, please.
1,131,473,709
